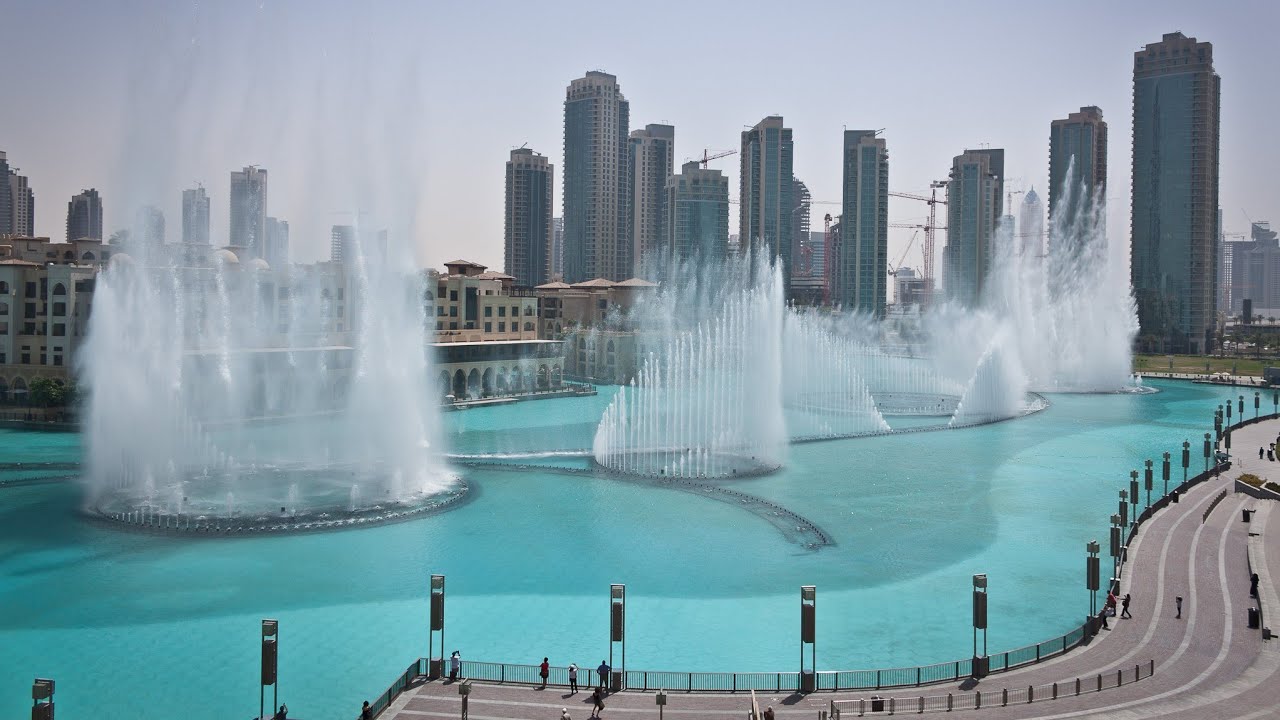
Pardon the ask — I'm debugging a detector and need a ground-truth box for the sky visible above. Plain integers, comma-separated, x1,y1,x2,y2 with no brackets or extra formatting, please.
4,0,1278,274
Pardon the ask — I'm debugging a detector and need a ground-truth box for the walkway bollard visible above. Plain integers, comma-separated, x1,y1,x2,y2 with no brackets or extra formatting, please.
1096,674,1102,691
1075,678,1080,696
1149,659,1154,676
888,697,895,715
1117,668,1122,686
1027,685,1033,703
1001,688,1007,706
1052,682,1058,699
918,696,923,714
946,692,953,711
1135,664,1140,680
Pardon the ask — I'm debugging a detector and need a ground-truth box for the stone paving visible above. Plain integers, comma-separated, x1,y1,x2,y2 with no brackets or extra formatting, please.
376,419,1280,720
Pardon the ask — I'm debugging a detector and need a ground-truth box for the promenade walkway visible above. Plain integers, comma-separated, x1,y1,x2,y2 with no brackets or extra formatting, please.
378,421,1280,720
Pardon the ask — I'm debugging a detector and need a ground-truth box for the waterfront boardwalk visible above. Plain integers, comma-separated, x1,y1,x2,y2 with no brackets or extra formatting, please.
379,420,1280,720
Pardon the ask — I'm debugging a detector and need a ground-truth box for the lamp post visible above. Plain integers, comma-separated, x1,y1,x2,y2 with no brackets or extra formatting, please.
656,690,668,720
1144,460,1154,508
1226,399,1233,424
458,679,472,720
1255,391,1260,419
1204,433,1212,472
1225,428,1233,460
261,619,279,720
430,575,446,679
1086,541,1100,619
1272,389,1277,416
1109,514,1123,583
1118,490,1129,532
1182,441,1190,485
1129,472,1139,525
972,574,988,678
800,585,816,692
1216,407,1223,442
1239,394,1245,418
32,679,54,720
1162,452,1171,497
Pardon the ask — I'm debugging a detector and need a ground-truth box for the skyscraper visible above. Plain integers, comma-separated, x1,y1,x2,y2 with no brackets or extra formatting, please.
666,161,729,267
0,152,34,237
1018,187,1045,259
628,124,675,274
838,130,889,317
229,166,268,257
330,225,356,264
1048,106,1107,241
563,71,630,283
740,116,794,290
266,217,289,268
944,149,1004,306
1131,32,1221,353
791,178,812,278
504,147,554,287
182,185,211,245
551,217,564,280
136,205,165,247
66,188,103,241
0,152,10,234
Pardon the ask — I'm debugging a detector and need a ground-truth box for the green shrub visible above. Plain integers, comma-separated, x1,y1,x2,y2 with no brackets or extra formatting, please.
1239,473,1264,488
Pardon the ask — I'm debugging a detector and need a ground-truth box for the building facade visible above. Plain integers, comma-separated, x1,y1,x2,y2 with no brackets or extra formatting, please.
563,71,631,283
504,148,554,287
1,153,35,238
229,166,268,258
1048,106,1107,242
740,116,794,292
944,149,1004,306
136,206,166,248
1131,32,1221,353
666,161,729,268
182,185,211,245
791,178,812,279
628,123,675,275
330,225,356,264
1019,187,1045,259
838,130,889,317
66,189,103,241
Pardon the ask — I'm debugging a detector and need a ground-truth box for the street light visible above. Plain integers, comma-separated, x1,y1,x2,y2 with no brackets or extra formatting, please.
1239,394,1245,418
1118,490,1129,530
1109,514,1123,584
656,690,668,720
1204,433,1212,472
1182,440,1191,485
1144,460,1154,508
459,679,472,720
1162,452,1171,497
1255,391,1261,419
1086,541,1101,619
972,574,988,678
1129,472,1139,525
32,679,54,720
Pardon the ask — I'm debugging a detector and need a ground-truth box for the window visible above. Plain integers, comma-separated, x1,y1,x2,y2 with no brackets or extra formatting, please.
484,306,492,317
52,283,66,296
524,322,534,332
436,321,443,330
436,306,443,316
498,322,506,333
337,288,344,300
0,281,7,293
484,322,492,333
511,306,518,317
39,353,46,365
25,282,36,298
21,353,30,364
0,322,6,334
53,356,63,366
449,306,457,317
498,306,506,317
450,290,458,301
53,302,67,316
0,302,7,315
449,322,458,330
53,324,65,336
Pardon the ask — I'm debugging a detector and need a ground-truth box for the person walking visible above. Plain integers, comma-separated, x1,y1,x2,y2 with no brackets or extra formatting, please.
591,688,605,718
1260,446,1265,460
1121,593,1132,619
561,708,572,720
1251,573,1261,598
539,657,550,689
596,661,610,692
1099,607,1110,630
1176,595,1184,619
568,663,579,695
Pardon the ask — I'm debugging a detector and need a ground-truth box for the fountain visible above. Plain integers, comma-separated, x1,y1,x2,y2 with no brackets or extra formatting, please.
78,235,464,533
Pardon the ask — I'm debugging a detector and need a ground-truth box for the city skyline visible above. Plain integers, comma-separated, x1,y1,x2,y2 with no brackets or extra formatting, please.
4,1,1277,278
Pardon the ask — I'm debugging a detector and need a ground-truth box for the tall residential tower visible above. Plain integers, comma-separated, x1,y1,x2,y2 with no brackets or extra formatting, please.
1048,106,1107,243
1130,32,1221,353
666,161,729,267
838,130,889,317
504,147,554,287
944,149,1004,306
182,185,211,245
229,166,268,257
740,116,794,291
66,188,103,241
629,124,674,275
562,71,630,283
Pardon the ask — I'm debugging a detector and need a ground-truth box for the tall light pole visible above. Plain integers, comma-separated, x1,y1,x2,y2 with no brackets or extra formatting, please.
1144,460,1154,508
972,574,988,678
1204,433,1212,472
1255,391,1260,419
1163,452,1172,497
1129,471,1140,525
1086,541,1100,619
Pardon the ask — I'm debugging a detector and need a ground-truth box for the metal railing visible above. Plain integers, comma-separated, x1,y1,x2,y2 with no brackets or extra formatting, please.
830,659,1154,716
366,658,424,718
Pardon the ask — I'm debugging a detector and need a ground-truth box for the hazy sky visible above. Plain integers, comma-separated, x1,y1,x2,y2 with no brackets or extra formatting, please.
5,0,1278,273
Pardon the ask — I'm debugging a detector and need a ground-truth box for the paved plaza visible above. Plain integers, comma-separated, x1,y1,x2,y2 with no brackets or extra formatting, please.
377,419,1280,720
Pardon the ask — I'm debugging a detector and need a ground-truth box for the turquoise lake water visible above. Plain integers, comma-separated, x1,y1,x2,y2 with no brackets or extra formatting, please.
0,379,1239,719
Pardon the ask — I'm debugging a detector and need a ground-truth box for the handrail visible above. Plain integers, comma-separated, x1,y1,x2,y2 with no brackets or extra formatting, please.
1203,489,1229,523
365,658,423,718
829,659,1154,717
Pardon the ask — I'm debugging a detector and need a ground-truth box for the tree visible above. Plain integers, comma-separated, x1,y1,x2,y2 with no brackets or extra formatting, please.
27,378,75,408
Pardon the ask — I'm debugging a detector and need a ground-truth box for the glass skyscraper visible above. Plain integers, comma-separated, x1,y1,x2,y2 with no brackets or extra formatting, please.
1048,106,1107,245
944,149,1004,307
839,130,889,317
666,161,729,269
1130,32,1221,353
739,116,794,293
562,72,630,283
504,147,554,287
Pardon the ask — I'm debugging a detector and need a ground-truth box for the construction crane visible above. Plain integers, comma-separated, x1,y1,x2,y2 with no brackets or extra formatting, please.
887,230,920,276
888,181,947,306
694,149,737,169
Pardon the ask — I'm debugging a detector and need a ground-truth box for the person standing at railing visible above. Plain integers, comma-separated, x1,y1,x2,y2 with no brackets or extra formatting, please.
450,651,461,682
596,661,610,692
568,663,579,694
361,700,372,720
540,657,550,689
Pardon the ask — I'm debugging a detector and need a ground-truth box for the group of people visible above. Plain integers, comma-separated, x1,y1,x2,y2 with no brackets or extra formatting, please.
1098,590,1133,629
539,659,610,719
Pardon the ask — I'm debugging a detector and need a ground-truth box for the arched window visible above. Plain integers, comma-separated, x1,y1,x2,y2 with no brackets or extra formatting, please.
53,283,67,296
81,252,96,261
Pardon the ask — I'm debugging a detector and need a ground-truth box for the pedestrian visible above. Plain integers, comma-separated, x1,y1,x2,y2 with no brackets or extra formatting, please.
591,688,605,717
1251,573,1260,598
539,657,550,689
1121,593,1132,619
273,704,288,720
561,708,572,720
596,660,610,692
361,700,372,720
764,706,776,720
1260,446,1264,460
1106,590,1118,615
1176,595,1183,619
568,663,579,694
450,651,461,682
1099,607,1110,630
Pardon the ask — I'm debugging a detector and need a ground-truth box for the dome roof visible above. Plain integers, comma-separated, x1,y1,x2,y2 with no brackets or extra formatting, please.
107,253,136,270
214,248,240,265
246,257,270,271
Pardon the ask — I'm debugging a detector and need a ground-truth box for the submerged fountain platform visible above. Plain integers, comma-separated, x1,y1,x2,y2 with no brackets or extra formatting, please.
85,464,469,535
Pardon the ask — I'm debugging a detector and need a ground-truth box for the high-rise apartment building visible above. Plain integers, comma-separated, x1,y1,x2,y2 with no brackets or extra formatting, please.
740,116,794,290
136,206,165,247
182,185,211,245
0,152,35,237
1019,187,1045,259
666,161,729,267
944,149,1004,306
229,166,268,257
66,188,103,241
629,124,674,275
1048,106,1107,241
791,179,812,278
1131,32,1221,353
838,130,889,317
330,224,356,264
563,71,630,283
551,217,564,280
265,217,289,269
504,147,554,287
0,152,9,235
